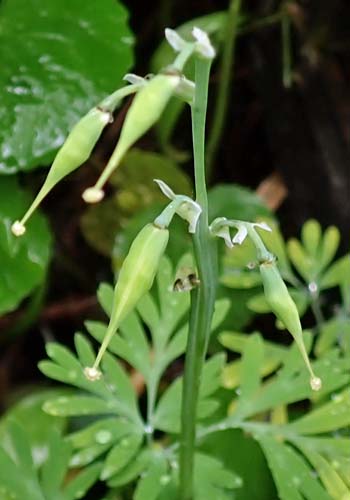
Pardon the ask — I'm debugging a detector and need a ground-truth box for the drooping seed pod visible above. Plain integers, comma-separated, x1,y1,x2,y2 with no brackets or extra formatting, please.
260,260,322,391
83,74,180,201
84,222,169,380
11,84,142,235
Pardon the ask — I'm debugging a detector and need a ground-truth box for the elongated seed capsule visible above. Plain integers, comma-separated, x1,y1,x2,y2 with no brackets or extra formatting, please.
11,85,142,235
260,260,322,391
83,74,180,202
84,223,169,380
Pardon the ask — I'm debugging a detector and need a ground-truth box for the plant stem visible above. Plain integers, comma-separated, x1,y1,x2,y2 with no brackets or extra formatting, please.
206,0,242,179
179,56,218,500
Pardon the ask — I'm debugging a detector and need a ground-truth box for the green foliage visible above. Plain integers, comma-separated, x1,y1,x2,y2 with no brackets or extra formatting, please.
0,0,134,173
37,256,233,497
0,177,51,314
0,420,101,499
216,332,350,499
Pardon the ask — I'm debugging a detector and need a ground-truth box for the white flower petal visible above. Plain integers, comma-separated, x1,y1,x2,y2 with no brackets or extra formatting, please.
123,73,146,85
154,179,176,200
253,221,272,232
192,27,215,59
232,225,248,245
165,28,187,52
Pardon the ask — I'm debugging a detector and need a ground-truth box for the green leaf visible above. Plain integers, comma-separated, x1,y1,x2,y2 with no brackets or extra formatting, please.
41,428,70,498
208,184,272,222
43,395,117,417
0,0,134,172
0,177,51,314
319,226,340,270
107,449,152,487
153,355,225,433
101,432,143,480
319,255,350,290
301,220,322,257
287,238,313,282
193,453,242,499
220,331,287,389
0,388,67,467
64,462,103,500
234,334,263,418
315,316,350,356
288,389,350,435
200,429,276,500
258,435,330,500
134,455,168,500
300,449,350,499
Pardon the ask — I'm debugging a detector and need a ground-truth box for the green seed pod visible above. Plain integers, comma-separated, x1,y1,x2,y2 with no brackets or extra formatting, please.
84,223,169,380
11,84,142,235
260,260,322,391
83,74,180,201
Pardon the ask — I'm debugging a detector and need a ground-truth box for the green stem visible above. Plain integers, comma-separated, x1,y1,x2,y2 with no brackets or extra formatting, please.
179,56,218,500
206,0,242,179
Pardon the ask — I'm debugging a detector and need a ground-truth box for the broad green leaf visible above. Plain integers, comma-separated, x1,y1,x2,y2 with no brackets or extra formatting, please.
41,429,70,498
0,389,67,467
193,453,242,499
0,177,51,314
200,428,276,500
0,446,44,500
0,0,134,172
258,435,330,500
4,419,35,476
101,432,143,480
208,184,272,224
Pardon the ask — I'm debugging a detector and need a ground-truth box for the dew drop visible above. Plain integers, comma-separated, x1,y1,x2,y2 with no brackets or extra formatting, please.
308,282,318,293
292,476,301,486
160,475,171,485
95,430,112,444
144,423,153,434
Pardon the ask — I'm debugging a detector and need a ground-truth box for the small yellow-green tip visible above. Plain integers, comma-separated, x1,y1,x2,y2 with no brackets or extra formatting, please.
83,366,102,381
11,221,26,236
82,187,104,204
310,376,322,391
